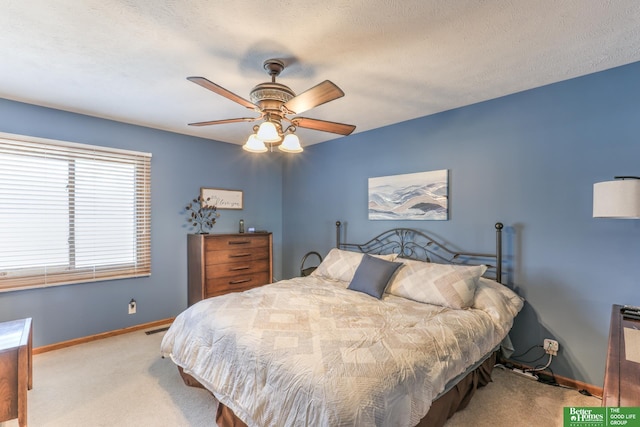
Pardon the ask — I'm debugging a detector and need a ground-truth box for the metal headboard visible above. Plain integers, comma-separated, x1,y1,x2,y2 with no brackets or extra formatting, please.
336,221,504,283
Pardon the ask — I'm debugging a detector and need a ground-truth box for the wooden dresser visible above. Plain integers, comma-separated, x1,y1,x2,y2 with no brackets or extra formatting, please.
0,318,32,427
603,304,640,406
187,232,273,306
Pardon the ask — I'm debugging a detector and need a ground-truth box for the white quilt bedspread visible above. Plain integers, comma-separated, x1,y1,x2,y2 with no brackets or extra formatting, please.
161,276,522,427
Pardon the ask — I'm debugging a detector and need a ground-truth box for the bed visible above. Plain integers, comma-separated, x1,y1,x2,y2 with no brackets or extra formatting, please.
161,222,523,426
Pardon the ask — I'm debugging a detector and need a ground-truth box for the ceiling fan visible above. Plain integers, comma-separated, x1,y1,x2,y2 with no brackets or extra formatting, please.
187,59,356,153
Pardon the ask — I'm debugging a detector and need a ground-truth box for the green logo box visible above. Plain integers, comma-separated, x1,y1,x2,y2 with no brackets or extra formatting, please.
564,407,640,427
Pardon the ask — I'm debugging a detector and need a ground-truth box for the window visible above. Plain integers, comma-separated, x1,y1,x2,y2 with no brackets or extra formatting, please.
0,132,151,292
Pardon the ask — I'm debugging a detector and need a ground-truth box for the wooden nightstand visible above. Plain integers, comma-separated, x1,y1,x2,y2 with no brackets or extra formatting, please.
0,318,33,427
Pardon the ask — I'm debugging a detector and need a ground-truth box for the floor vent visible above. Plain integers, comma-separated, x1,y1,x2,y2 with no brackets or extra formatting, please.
145,327,170,335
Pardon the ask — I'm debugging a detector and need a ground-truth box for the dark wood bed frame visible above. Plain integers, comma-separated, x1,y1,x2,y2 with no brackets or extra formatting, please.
178,221,507,427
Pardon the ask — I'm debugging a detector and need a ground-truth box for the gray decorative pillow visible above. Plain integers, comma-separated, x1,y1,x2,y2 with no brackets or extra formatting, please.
311,248,396,282
386,259,487,309
347,254,402,299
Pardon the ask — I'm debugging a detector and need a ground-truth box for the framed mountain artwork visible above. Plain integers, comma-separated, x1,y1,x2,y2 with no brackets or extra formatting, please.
368,169,448,220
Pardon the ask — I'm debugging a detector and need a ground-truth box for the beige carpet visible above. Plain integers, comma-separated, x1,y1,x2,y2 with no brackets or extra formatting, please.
0,327,600,427
446,367,599,427
2,326,214,427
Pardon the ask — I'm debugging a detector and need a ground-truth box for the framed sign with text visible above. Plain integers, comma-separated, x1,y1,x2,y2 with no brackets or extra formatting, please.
200,187,243,210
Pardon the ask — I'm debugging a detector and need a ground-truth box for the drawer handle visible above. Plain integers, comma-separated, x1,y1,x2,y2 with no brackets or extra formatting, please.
229,240,251,245
229,253,251,258
229,278,252,285
230,266,250,271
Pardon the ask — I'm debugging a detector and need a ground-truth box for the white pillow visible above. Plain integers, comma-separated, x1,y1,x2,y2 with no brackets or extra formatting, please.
311,248,397,283
472,277,524,318
386,259,486,309
472,278,524,335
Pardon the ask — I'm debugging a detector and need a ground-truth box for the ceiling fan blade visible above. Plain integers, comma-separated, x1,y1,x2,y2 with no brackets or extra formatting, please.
187,76,257,110
283,80,345,114
293,117,356,136
188,117,259,127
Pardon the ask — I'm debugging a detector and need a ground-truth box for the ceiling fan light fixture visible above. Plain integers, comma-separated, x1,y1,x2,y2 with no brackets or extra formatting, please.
256,121,281,143
187,58,355,155
279,133,303,153
243,134,268,153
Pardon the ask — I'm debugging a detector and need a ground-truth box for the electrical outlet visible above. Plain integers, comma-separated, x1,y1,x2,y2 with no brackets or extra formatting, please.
128,299,137,315
544,338,559,356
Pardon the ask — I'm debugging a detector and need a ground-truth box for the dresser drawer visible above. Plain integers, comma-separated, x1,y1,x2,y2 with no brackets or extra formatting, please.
206,258,270,279
205,235,269,251
205,272,271,297
206,248,269,265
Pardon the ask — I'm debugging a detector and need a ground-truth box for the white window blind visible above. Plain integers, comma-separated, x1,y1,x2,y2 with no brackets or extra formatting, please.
0,132,151,292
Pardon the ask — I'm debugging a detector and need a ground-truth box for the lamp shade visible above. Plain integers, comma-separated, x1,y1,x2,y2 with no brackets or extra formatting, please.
242,134,267,153
279,133,303,153
256,121,281,143
593,179,640,219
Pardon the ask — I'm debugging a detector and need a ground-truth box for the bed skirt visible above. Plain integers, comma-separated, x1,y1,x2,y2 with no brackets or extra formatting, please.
176,351,496,427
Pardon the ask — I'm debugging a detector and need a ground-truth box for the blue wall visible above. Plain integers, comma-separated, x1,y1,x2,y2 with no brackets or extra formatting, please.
282,61,640,387
0,99,283,347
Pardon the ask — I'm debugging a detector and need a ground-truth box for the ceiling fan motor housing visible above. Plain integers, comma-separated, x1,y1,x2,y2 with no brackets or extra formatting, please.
250,82,295,117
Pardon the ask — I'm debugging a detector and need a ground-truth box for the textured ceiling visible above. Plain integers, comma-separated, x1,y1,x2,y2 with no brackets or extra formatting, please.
1,1,639,147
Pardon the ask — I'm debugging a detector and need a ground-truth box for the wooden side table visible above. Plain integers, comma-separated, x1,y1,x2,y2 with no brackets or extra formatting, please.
0,318,33,427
